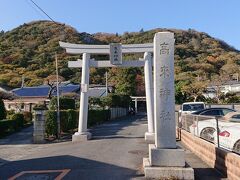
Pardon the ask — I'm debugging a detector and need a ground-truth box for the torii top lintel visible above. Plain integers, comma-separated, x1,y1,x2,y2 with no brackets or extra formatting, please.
59,41,153,54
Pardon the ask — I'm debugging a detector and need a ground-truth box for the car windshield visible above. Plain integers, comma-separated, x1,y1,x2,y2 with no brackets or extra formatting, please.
182,104,204,111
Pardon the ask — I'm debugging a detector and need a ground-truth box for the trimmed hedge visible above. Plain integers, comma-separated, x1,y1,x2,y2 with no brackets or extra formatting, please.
88,110,110,127
45,111,58,136
49,97,75,110
0,112,32,137
0,119,16,135
11,113,24,129
45,110,78,136
45,109,110,136
23,111,32,124
0,118,24,136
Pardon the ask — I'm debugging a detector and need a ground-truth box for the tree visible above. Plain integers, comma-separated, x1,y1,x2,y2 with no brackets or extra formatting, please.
181,80,208,102
209,74,231,103
0,89,15,100
49,97,75,110
0,98,6,120
108,68,137,96
44,75,65,99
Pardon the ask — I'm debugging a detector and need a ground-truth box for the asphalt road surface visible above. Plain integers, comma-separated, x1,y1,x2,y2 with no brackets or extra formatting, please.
0,115,225,180
0,116,147,180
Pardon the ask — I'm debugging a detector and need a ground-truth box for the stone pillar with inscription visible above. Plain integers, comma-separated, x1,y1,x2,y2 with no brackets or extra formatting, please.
143,32,194,179
72,53,92,142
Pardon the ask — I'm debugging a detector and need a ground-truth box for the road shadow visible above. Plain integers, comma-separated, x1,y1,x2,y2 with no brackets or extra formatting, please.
194,167,225,180
214,147,228,179
0,126,33,145
0,155,144,180
91,115,147,140
0,115,147,145
0,158,8,167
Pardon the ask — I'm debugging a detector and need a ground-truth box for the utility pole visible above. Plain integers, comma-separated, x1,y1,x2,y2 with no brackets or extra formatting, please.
55,53,60,138
21,76,25,88
106,71,108,96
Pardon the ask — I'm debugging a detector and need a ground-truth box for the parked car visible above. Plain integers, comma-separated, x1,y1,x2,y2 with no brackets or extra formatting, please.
179,102,205,115
189,111,240,154
191,107,236,116
220,112,240,122
179,102,205,128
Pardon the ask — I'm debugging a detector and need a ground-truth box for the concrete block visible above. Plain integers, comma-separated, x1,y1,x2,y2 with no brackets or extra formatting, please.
145,132,155,144
143,158,194,180
72,132,92,142
149,144,185,167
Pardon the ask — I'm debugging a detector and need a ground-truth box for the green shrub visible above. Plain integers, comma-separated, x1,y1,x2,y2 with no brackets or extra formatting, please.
0,119,17,136
6,109,15,119
45,109,110,136
66,109,78,131
11,113,24,129
88,109,110,127
33,104,48,110
0,99,6,120
100,94,131,108
45,111,58,136
49,97,75,110
22,111,32,124
45,110,78,136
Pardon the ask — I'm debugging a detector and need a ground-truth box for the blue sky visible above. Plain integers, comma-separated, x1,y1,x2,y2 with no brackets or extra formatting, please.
1,0,240,50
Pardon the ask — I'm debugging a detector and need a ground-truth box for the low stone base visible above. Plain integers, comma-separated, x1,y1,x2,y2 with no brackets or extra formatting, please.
143,158,194,180
72,132,92,142
149,144,185,167
33,135,45,144
145,132,155,144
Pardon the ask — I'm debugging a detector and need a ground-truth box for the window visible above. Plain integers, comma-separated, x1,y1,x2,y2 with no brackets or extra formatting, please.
201,110,221,116
232,115,240,119
222,109,235,115
182,104,204,111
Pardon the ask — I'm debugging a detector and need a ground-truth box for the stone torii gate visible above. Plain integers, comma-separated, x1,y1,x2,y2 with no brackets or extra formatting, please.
59,41,155,142
60,32,193,179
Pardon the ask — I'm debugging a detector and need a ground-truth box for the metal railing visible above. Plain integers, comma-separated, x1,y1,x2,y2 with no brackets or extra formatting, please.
176,111,240,155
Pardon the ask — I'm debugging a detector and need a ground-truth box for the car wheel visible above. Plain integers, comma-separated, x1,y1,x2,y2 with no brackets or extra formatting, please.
200,127,215,142
233,140,240,155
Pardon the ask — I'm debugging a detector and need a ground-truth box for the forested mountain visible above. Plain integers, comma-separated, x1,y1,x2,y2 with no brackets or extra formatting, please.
1,20,240,100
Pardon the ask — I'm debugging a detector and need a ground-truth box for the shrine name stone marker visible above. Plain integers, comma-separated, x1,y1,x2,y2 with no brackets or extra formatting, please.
143,32,194,179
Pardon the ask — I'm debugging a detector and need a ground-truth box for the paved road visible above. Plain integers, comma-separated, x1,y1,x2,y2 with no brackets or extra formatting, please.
0,116,147,179
0,115,225,180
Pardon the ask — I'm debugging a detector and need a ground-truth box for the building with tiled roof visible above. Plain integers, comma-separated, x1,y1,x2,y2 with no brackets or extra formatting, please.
4,83,109,112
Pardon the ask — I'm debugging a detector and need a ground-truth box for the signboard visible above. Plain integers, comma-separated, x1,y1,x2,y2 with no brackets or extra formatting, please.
110,43,122,65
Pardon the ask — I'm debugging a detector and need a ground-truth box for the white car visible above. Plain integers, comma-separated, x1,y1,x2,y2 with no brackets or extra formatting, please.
179,102,205,115
189,112,240,154
179,102,205,128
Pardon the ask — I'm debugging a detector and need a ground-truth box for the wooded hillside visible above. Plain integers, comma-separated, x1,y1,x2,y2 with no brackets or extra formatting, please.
1,20,240,101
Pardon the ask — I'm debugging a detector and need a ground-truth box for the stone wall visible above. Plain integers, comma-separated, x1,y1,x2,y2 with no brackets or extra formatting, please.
33,110,46,143
179,129,240,180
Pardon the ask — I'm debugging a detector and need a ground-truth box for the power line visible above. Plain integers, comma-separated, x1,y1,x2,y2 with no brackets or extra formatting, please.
28,0,66,41
29,0,55,23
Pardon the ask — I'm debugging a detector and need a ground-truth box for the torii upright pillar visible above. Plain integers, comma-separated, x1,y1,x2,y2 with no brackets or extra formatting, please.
72,53,92,141
144,52,155,143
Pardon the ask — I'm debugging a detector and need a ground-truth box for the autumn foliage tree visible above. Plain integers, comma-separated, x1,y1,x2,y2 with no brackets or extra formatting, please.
182,80,208,102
